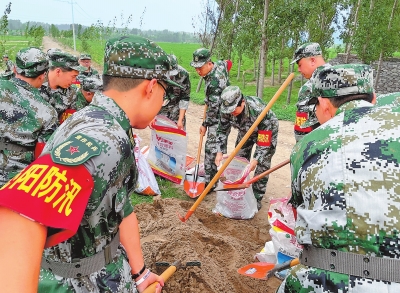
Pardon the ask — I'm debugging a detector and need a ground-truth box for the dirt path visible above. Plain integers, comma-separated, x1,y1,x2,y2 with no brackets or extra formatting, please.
42,36,296,292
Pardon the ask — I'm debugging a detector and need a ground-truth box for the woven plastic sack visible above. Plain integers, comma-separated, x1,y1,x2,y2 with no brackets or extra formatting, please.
147,115,188,184
212,157,258,219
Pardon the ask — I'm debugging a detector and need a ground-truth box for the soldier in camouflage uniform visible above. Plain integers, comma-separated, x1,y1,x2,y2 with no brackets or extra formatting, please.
0,36,180,292
277,64,400,292
215,86,278,210
2,54,14,73
74,76,103,111
190,48,230,189
157,54,191,129
291,42,329,142
375,91,400,107
40,49,86,124
76,53,100,84
0,47,58,186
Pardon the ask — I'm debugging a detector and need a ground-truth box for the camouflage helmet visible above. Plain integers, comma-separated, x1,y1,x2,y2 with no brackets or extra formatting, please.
190,48,211,68
81,76,103,92
103,35,182,88
309,64,373,101
291,42,322,64
169,54,179,76
220,86,243,114
15,47,48,78
79,53,91,60
47,48,87,72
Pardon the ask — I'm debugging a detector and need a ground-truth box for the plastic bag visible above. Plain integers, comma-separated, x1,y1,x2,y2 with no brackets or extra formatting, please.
133,134,161,196
212,157,258,219
147,115,188,184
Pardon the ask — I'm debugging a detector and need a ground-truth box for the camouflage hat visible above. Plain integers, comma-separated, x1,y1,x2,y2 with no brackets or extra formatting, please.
81,76,103,92
220,86,242,114
0,71,13,80
190,48,211,68
103,35,182,88
15,47,48,78
47,48,87,72
291,42,322,64
79,53,91,60
309,64,373,101
2,54,8,58
169,54,179,76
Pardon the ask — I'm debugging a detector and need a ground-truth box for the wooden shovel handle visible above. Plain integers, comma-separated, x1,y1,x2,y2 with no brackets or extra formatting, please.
179,73,295,222
195,105,208,165
142,264,178,293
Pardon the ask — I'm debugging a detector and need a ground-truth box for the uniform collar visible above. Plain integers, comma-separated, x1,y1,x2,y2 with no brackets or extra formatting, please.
90,91,131,132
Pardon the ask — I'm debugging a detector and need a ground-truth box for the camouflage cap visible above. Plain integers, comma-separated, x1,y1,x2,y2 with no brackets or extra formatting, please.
81,76,103,92
15,47,48,78
0,71,13,80
103,35,182,88
220,86,242,114
190,48,211,68
291,42,322,64
79,53,91,60
309,64,373,101
169,54,179,76
47,48,87,72
2,54,8,58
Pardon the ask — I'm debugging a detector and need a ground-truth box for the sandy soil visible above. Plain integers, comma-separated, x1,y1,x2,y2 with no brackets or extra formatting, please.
42,36,296,292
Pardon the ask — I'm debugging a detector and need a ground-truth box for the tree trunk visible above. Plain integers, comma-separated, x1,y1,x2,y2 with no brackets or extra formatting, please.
345,0,361,63
362,0,374,56
228,0,240,59
375,0,398,89
271,58,275,86
236,55,241,81
257,0,270,98
287,63,294,104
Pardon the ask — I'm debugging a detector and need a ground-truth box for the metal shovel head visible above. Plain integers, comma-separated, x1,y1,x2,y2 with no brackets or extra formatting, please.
183,173,205,198
237,262,275,280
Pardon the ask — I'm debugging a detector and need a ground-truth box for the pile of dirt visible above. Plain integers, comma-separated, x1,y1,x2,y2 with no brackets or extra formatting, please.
137,198,282,292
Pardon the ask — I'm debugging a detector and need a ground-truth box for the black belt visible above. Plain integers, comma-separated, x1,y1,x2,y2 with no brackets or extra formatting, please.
41,231,120,278
300,245,400,282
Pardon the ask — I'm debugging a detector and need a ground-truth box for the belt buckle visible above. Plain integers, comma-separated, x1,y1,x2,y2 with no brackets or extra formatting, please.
104,244,112,265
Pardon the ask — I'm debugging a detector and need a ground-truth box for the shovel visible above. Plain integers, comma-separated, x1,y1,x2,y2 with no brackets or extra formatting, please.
214,159,290,191
237,258,299,280
183,105,208,198
142,260,201,293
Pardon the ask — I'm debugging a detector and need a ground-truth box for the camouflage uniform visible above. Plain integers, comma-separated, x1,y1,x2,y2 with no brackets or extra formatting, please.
2,54,15,78
217,86,278,202
375,91,400,107
76,53,100,84
278,64,400,292
291,43,328,142
158,55,190,128
39,49,86,121
0,47,57,186
190,48,230,185
38,36,179,293
74,76,103,111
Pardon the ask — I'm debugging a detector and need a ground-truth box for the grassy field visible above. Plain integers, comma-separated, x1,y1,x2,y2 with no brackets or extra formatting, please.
0,35,36,64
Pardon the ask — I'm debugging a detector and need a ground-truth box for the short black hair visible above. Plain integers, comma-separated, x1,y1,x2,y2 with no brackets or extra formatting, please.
329,93,374,108
103,75,145,92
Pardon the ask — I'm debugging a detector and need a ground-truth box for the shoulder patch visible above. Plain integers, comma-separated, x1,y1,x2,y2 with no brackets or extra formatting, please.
51,133,102,166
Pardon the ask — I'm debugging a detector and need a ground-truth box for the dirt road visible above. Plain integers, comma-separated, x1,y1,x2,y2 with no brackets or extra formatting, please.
42,36,296,292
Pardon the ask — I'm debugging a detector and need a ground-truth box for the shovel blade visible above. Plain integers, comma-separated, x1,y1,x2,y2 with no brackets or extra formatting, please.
237,262,275,280
183,179,205,198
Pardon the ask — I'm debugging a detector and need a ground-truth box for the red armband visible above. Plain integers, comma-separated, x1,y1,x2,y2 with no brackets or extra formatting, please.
35,142,46,159
257,130,272,147
0,154,94,248
294,111,312,132
59,109,76,124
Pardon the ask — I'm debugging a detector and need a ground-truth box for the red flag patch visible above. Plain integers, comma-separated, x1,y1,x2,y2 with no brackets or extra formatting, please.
0,154,94,248
257,130,272,147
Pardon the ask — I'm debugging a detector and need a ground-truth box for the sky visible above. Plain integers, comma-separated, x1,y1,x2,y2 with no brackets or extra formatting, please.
8,0,206,33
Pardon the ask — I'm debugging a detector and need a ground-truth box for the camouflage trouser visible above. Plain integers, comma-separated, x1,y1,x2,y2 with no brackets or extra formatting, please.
204,124,218,188
158,104,186,130
0,150,34,187
235,131,276,201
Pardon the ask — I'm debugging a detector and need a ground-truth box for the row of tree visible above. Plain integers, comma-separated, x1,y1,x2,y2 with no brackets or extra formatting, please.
193,0,400,98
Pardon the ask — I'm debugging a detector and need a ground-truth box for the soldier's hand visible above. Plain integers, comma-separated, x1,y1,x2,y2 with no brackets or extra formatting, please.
250,159,258,171
136,270,164,293
199,125,207,136
215,152,223,167
177,120,184,130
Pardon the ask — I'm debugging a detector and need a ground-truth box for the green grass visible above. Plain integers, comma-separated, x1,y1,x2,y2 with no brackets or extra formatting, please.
130,175,189,206
0,35,37,61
